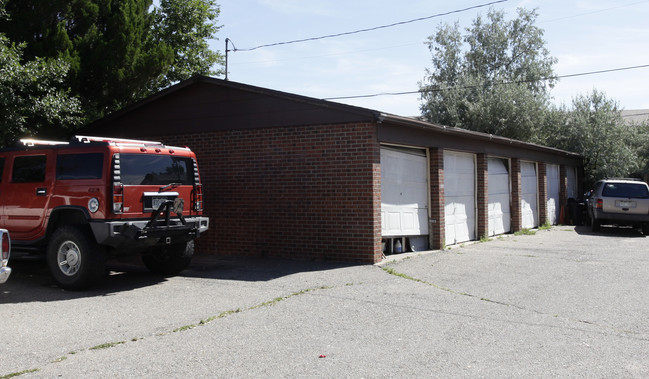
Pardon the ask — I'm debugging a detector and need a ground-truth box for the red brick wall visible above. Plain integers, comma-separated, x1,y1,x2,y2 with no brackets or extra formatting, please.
154,122,382,263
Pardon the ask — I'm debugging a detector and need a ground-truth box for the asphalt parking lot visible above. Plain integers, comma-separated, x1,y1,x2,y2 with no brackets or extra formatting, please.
2,225,649,378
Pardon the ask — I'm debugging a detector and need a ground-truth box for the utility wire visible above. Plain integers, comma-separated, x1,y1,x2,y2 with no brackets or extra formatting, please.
323,64,649,100
540,0,649,23
229,0,508,52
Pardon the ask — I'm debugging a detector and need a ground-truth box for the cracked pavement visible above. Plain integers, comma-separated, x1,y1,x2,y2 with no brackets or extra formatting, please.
2,225,648,377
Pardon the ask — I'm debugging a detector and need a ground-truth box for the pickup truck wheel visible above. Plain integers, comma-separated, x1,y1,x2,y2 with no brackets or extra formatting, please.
591,219,601,232
642,224,649,235
47,226,105,290
142,241,194,275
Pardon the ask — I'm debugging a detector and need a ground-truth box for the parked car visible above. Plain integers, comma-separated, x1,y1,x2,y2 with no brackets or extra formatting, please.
0,136,209,290
587,179,649,233
0,229,11,284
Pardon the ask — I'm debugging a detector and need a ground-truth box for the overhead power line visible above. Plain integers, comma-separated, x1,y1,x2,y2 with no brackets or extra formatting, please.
323,64,649,100
541,0,649,23
228,0,508,52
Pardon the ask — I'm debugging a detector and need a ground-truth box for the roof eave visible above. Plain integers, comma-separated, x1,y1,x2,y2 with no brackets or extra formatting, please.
379,113,582,159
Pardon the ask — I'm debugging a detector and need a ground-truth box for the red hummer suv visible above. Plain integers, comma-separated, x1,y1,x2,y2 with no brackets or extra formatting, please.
0,135,209,290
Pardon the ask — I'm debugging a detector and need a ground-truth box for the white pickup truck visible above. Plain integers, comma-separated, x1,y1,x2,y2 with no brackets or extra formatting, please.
0,229,11,284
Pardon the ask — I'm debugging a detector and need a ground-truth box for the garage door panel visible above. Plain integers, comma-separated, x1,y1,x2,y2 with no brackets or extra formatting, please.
444,151,476,245
521,161,538,228
547,164,560,225
488,158,511,236
381,148,428,237
567,166,577,199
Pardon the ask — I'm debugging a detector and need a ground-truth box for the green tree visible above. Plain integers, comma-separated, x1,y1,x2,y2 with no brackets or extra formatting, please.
544,90,640,188
0,0,223,121
153,0,223,88
0,4,82,146
419,8,557,142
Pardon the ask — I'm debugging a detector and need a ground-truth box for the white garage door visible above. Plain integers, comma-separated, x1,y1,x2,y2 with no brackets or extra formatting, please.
488,158,511,236
380,147,428,237
566,166,577,199
521,161,538,229
444,151,476,245
547,164,560,225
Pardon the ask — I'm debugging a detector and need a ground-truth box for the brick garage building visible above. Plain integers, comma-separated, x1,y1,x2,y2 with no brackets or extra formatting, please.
81,76,582,263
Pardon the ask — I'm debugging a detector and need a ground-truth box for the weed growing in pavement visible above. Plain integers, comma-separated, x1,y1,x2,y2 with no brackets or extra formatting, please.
173,324,196,332
89,341,126,350
250,286,332,310
5,286,336,378
0,368,40,378
539,221,552,230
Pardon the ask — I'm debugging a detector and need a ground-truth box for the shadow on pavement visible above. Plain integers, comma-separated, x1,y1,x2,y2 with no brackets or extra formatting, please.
1,255,357,304
573,224,646,238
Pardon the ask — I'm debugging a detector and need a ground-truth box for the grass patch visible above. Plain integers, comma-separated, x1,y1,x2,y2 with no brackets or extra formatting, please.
514,228,536,236
538,221,552,230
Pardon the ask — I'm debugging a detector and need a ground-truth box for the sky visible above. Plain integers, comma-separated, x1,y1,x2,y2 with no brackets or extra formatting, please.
213,0,649,117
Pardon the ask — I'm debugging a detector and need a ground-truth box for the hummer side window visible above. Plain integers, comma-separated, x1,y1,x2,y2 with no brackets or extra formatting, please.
57,153,104,180
0,157,5,181
12,155,46,183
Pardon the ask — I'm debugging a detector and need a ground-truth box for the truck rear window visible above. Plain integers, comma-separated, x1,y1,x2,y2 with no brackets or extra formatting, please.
602,183,649,199
120,154,194,186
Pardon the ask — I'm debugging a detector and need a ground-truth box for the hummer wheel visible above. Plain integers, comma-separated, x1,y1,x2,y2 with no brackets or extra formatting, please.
47,226,105,290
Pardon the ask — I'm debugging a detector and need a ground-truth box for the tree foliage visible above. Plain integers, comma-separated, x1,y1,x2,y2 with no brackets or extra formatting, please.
0,9,82,146
419,7,648,184
0,0,223,121
153,0,223,88
419,8,557,142
544,90,645,187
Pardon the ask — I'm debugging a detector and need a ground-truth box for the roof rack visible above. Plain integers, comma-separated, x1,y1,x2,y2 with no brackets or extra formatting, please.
604,177,643,182
15,135,191,151
72,135,164,146
19,138,69,146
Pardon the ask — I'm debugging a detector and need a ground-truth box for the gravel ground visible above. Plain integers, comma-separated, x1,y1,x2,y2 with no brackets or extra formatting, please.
2,225,648,378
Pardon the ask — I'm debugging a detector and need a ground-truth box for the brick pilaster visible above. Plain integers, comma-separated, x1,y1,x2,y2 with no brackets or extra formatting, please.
429,147,445,249
559,165,568,224
510,158,522,232
476,154,489,239
537,162,548,227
